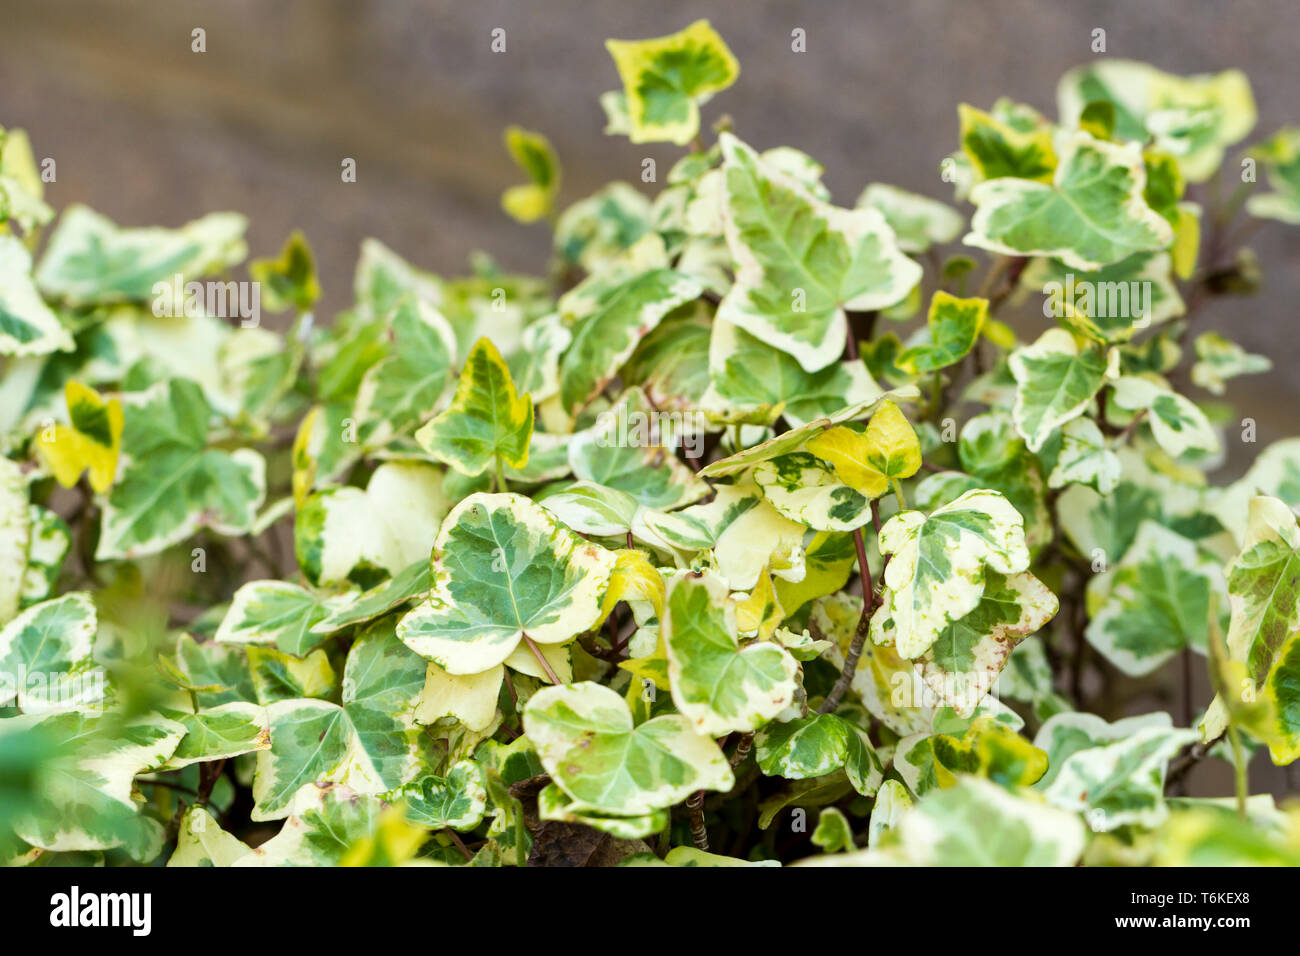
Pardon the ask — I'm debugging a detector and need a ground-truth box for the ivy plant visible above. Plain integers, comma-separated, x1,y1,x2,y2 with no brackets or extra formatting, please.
3,21,1300,868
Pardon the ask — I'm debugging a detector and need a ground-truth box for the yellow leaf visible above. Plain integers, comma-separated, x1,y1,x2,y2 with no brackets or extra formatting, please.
806,400,920,499
733,568,785,640
598,549,665,625
35,381,123,493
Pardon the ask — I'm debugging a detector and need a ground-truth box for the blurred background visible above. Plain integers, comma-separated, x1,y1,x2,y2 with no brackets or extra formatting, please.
3,0,1297,795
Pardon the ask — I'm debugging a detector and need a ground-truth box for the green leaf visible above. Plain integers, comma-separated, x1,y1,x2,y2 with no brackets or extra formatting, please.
1109,375,1219,457
958,103,1057,183
568,388,709,509
1085,521,1227,676
1222,496,1300,689
856,183,963,254
0,235,72,356
5,710,184,859
556,238,702,419
705,317,884,428
716,133,921,372
1008,328,1112,452
251,621,427,819
811,806,855,853
215,580,338,656
355,295,458,447
1057,61,1256,182
415,337,532,477
310,559,431,637
964,131,1173,270
168,806,251,867
754,713,882,795
246,646,336,703
235,785,386,866
396,759,489,830
1023,252,1186,344
1041,721,1195,831
877,488,1031,659
896,292,988,374
604,19,739,145
1190,332,1271,395
397,492,617,674
97,379,266,560
662,571,799,736
248,230,320,313
164,701,271,769
524,681,733,815
0,593,101,713
36,204,247,306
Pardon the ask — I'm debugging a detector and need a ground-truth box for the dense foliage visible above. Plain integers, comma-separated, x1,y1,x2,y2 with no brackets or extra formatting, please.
4,20,1300,867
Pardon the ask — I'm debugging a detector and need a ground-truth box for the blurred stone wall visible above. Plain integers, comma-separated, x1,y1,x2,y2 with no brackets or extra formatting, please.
2,0,1297,796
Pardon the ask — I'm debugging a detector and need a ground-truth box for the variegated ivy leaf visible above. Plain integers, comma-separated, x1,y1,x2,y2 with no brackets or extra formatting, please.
20,505,70,610
812,806,855,854
35,382,123,494
805,400,922,499
957,102,1057,184
397,493,617,674
555,235,701,419
539,481,642,537
868,779,912,848
169,633,257,708
524,681,733,815
1032,711,1174,789
5,710,185,859
501,126,561,223
97,379,266,560
415,661,503,734
1109,374,1218,457
311,559,432,637
1257,627,1300,764
1085,521,1226,677
1042,416,1121,495
716,133,921,372
568,389,709,510
396,759,489,830
163,701,271,769
168,806,251,867
1245,127,1300,224
0,459,28,624
355,296,458,447
754,713,882,796
1022,252,1185,344
877,489,1031,659
964,131,1173,271
1042,723,1196,831
415,337,531,478
1057,61,1256,182
36,205,247,306
662,571,799,736
909,571,1057,718
248,230,320,313
622,304,712,412
246,646,337,704
705,318,884,428
0,235,73,356
855,777,1085,867
0,592,101,713
1008,328,1113,452
698,388,918,479
295,461,448,588
604,19,739,146
0,127,54,234
752,452,873,532
215,580,340,657
236,785,387,867
508,312,571,406
895,292,988,375
1190,332,1271,396
892,699,1027,796
553,182,652,274
252,621,427,820
772,530,857,617
855,183,963,254
1213,439,1300,543
1222,496,1300,689
539,782,669,840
